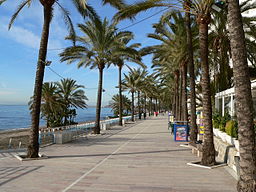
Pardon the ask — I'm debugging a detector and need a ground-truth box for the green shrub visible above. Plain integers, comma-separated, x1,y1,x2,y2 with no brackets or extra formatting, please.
225,120,234,136
232,121,238,139
225,120,238,139
212,110,221,129
219,112,231,131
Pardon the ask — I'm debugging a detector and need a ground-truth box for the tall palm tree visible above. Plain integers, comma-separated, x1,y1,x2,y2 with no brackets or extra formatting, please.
8,0,98,158
60,17,132,134
227,0,256,190
122,68,147,121
115,0,216,165
184,0,198,144
193,0,216,166
112,34,145,126
133,68,148,120
123,73,137,121
143,11,197,122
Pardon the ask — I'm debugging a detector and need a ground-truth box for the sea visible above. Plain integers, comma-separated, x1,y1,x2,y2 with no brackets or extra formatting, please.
0,105,113,131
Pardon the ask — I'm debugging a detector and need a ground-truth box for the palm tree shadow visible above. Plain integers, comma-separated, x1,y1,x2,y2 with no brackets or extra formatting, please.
0,166,43,186
49,148,190,159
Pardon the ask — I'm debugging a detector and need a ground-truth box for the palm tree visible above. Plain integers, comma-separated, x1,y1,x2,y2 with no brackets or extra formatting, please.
28,82,63,128
29,79,87,127
123,73,136,121
109,94,131,116
122,68,147,121
209,1,256,95
140,74,155,118
133,68,148,120
184,0,198,144
8,0,99,158
39,82,63,127
112,34,145,126
143,11,197,122
60,17,132,134
56,78,87,125
115,0,216,165
227,0,256,191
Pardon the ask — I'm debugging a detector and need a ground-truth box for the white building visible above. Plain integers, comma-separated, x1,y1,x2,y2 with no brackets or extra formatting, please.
215,80,256,118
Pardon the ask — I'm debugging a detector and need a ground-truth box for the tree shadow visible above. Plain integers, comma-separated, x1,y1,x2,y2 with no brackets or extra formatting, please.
49,148,190,159
0,166,43,186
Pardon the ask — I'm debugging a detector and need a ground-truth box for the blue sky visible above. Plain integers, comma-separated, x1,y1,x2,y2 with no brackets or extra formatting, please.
0,0,168,106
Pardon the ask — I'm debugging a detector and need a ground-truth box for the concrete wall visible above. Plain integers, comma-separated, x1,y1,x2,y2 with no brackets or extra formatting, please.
214,136,239,176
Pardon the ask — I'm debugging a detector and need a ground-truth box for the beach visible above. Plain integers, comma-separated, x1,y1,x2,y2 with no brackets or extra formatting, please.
0,128,30,150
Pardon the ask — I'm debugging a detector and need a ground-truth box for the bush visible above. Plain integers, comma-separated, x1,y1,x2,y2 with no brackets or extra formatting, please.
225,120,238,139
212,110,221,129
219,112,231,132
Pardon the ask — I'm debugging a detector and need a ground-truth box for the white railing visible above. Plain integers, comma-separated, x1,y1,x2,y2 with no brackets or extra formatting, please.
38,115,135,144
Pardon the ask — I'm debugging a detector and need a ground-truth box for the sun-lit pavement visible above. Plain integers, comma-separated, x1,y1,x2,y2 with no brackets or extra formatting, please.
0,115,236,192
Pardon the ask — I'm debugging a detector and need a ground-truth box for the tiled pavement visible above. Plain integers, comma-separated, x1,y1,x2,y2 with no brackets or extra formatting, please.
0,116,236,192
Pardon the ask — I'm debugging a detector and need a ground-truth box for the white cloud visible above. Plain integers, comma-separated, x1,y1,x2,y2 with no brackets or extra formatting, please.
2,24,40,49
0,22,64,50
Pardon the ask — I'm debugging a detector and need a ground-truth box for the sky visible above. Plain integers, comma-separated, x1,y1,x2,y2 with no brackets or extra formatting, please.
0,0,170,106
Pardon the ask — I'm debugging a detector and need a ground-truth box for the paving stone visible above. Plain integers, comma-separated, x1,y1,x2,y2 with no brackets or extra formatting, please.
0,116,236,192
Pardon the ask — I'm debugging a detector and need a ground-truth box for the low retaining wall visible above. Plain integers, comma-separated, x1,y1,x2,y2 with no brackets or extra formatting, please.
190,129,239,178
214,136,239,175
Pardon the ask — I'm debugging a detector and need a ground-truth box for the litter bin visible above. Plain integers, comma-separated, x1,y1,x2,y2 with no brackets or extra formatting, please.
168,113,174,131
173,121,189,142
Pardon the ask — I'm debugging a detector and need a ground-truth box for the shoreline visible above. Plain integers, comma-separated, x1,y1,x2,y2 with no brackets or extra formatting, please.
0,117,110,133
0,115,128,150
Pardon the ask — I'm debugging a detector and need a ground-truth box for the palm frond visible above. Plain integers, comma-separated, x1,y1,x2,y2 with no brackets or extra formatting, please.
56,2,76,45
8,0,31,30
102,0,127,10
0,0,7,5
114,0,168,21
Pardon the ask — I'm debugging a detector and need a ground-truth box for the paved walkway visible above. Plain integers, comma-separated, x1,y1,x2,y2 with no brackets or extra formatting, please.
0,115,236,192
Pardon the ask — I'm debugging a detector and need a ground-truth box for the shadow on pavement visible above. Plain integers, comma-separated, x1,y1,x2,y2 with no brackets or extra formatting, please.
48,148,190,159
0,166,43,186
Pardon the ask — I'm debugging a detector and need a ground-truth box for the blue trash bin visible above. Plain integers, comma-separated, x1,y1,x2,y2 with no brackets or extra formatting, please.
173,121,189,142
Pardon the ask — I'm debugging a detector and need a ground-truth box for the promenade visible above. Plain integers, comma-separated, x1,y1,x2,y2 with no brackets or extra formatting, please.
0,115,236,192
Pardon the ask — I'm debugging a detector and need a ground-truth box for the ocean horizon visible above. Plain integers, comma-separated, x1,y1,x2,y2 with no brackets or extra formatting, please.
0,105,113,131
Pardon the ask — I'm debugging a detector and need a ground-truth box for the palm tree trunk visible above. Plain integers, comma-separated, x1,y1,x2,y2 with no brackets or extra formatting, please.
138,91,141,119
198,15,215,166
131,91,135,121
172,93,176,115
175,71,179,119
144,95,147,119
27,6,52,158
155,98,158,113
149,97,152,116
95,66,104,134
179,71,183,120
182,61,188,122
185,2,198,144
158,100,161,113
150,97,154,115
227,1,256,190
118,65,123,126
